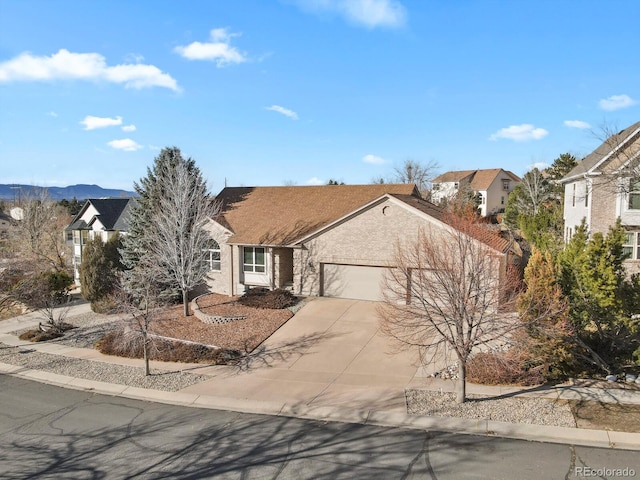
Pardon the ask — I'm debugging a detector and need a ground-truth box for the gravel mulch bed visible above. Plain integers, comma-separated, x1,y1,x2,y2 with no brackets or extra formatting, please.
0,342,208,391
406,390,576,428
13,311,126,350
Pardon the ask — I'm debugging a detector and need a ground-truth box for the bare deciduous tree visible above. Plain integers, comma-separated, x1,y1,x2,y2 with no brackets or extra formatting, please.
114,275,164,376
392,159,440,198
14,188,71,272
378,215,516,403
147,160,220,317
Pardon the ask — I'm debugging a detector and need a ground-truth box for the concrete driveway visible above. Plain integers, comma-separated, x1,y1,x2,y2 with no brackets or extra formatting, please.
180,298,423,412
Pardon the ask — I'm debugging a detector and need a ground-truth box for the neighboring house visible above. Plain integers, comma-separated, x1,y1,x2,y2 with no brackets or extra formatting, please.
65,198,133,284
560,121,640,272
204,184,518,301
431,169,521,217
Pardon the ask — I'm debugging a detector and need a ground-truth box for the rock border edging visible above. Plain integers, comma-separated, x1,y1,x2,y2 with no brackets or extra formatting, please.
192,294,246,325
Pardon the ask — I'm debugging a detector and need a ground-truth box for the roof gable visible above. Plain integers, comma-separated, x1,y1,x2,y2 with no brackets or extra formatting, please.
391,194,512,253
561,121,640,182
433,169,521,190
216,184,419,245
66,198,132,231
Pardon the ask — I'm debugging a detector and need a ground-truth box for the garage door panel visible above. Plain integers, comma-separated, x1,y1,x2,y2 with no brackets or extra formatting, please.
323,264,387,301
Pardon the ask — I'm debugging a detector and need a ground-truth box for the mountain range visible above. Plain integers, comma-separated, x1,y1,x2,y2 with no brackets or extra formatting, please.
0,184,136,202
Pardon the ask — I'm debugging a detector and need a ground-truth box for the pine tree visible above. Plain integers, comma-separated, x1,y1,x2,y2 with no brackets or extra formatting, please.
121,147,217,316
517,248,574,378
79,233,123,311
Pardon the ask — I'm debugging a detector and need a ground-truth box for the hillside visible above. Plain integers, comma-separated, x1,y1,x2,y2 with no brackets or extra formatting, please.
0,184,135,202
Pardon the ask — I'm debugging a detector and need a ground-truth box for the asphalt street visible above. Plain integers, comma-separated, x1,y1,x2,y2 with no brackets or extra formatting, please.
1,375,638,479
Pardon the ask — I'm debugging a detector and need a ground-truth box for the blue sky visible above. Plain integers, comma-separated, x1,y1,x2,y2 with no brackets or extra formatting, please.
1,0,639,193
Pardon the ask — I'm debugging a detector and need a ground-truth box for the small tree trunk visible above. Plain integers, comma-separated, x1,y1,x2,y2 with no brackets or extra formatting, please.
456,359,466,404
142,328,150,376
183,289,189,317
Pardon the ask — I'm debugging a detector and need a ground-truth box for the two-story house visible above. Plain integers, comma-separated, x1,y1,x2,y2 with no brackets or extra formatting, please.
561,121,640,272
65,198,133,284
431,168,521,217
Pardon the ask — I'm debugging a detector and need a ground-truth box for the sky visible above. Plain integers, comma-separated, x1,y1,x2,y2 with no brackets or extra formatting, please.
0,0,639,194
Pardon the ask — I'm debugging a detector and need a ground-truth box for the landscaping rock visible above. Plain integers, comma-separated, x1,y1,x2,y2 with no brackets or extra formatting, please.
605,374,617,382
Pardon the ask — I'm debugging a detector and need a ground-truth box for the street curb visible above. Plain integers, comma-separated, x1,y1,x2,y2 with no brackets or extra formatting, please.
2,362,639,451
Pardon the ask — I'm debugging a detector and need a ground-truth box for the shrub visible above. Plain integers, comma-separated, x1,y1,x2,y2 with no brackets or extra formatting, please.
18,322,75,342
237,288,298,309
95,330,241,364
91,295,118,314
466,351,544,386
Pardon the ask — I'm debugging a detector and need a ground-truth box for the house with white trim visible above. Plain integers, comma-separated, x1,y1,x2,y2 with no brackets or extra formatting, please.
204,184,519,301
560,121,640,272
431,168,521,217
65,198,133,284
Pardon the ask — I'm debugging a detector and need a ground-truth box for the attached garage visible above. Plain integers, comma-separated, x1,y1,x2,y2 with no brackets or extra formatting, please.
321,263,389,301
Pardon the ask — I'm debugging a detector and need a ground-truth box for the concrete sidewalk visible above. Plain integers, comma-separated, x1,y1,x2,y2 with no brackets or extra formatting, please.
1,298,639,451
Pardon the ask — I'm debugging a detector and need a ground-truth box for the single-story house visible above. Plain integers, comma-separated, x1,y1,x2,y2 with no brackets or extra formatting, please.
204,184,518,301
65,198,133,283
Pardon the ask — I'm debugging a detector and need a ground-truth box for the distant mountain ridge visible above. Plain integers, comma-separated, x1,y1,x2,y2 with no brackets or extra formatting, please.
0,184,136,202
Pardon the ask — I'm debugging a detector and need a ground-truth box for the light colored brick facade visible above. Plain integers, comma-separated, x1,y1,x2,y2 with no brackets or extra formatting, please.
207,188,512,300
562,122,640,274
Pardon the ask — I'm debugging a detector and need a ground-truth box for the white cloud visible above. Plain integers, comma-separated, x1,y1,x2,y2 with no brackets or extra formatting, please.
121,124,136,132
46,111,58,117
174,28,247,66
564,120,591,129
362,154,385,164
0,49,179,91
265,105,298,120
306,176,324,185
107,138,143,151
81,115,122,130
599,94,637,111
292,0,407,29
527,162,549,171
489,124,548,142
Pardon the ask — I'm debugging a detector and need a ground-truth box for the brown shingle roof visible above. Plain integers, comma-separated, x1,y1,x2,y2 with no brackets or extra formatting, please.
433,168,521,190
215,184,419,245
432,170,476,183
391,194,513,253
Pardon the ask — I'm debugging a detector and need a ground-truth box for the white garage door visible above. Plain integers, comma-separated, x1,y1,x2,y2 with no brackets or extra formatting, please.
322,264,388,301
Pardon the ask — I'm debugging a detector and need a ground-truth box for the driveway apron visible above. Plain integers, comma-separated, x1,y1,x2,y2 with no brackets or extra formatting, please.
179,298,422,412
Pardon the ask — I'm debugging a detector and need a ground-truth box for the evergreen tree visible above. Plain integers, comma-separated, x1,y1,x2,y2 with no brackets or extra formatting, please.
517,248,574,378
121,147,217,316
79,233,123,311
558,220,640,373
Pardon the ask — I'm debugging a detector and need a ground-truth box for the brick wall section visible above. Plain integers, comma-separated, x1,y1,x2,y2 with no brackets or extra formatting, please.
294,198,477,296
589,176,618,235
203,222,234,296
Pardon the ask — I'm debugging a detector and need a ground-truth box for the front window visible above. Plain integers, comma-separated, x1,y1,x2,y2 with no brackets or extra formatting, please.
629,178,640,210
623,232,640,260
73,230,80,245
204,239,221,271
502,181,509,190
243,247,265,273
